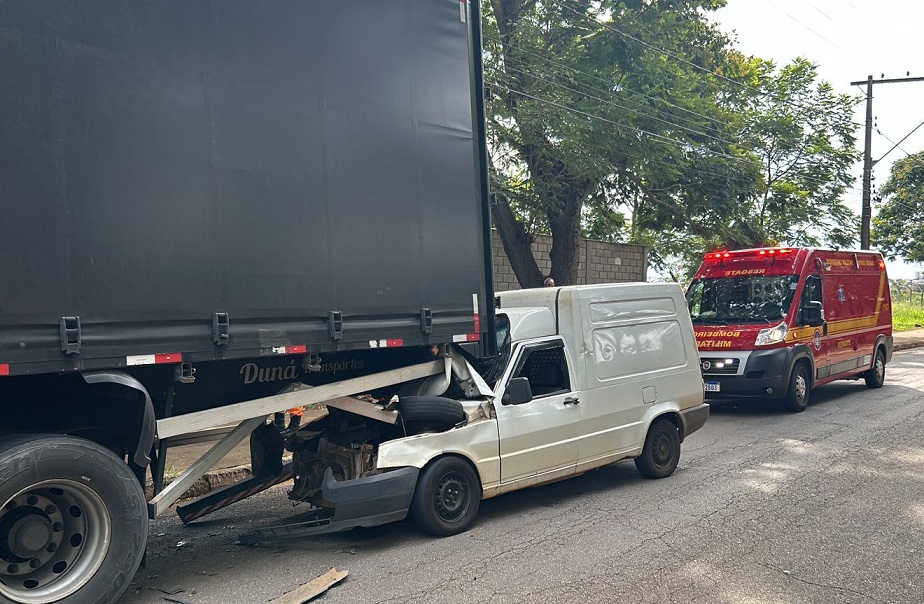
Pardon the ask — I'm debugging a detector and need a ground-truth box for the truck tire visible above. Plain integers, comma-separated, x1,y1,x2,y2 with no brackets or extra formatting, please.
398,396,467,429
634,418,681,479
783,363,810,413
864,348,886,389
0,434,148,604
410,456,481,536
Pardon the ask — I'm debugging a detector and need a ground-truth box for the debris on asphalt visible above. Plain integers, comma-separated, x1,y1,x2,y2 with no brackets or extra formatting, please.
268,567,349,604
157,587,187,596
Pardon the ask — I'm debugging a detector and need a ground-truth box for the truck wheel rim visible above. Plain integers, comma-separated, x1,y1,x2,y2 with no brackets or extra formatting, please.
875,356,884,382
434,472,469,522
0,480,111,604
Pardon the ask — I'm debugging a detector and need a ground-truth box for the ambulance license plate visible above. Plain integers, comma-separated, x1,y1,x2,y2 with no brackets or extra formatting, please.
704,382,720,392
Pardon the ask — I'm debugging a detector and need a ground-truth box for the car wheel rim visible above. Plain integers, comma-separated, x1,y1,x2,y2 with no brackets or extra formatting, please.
651,431,674,468
0,480,111,604
876,357,884,382
434,472,469,522
795,372,807,402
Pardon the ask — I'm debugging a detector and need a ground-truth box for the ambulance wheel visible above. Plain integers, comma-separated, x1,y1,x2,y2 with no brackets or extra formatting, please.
783,363,810,413
634,418,681,479
864,349,886,389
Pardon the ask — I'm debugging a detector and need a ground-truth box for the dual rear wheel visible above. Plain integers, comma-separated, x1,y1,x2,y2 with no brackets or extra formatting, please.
0,435,147,604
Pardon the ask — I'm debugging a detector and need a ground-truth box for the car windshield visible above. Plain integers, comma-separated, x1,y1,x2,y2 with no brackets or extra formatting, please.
686,274,800,323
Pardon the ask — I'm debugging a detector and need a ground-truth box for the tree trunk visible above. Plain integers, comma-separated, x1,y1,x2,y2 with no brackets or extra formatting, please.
547,199,582,285
494,195,545,288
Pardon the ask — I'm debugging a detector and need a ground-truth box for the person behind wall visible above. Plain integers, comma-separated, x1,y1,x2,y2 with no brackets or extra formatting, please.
544,277,555,287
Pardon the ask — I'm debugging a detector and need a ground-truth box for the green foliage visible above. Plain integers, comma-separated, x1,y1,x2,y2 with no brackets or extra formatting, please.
483,2,862,286
891,299,924,332
873,151,924,263
732,58,860,248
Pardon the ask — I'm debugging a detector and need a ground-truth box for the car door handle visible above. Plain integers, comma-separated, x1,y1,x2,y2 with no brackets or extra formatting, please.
564,396,580,406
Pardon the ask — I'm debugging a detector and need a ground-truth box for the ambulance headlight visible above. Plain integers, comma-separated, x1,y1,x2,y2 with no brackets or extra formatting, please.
755,321,788,346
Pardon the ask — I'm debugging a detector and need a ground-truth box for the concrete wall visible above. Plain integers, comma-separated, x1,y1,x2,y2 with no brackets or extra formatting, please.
491,230,648,291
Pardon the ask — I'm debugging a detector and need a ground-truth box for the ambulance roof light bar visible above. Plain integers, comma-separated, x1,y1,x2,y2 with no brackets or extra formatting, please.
704,248,793,260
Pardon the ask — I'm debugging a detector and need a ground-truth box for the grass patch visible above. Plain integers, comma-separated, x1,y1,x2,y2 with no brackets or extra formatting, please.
892,300,924,331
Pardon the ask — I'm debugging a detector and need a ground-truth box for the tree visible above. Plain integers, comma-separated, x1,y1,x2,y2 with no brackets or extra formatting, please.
731,58,859,248
485,0,751,286
484,4,861,286
873,151,924,263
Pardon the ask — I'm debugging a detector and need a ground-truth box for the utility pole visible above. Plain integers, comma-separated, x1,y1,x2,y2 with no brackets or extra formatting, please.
850,74,924,250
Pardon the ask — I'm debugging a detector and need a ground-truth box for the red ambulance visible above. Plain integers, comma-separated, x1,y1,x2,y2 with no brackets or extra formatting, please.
685,247,893,412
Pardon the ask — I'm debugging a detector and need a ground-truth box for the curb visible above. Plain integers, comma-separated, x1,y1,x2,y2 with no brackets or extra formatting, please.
145,464,255,502
893,341,922,352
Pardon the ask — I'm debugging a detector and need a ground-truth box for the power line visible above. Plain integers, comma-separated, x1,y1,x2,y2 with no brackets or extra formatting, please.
875,118,924,165
491,80,755,165
501,46,729,129
491,76,864,195
545,0,861,125
759,0,841,50
499,61,742,148
875,128,910,157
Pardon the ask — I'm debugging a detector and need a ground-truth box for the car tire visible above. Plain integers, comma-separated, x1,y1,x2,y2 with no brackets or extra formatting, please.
410,456,481,536
0,434,148,604
634,418,681,479
783,363,810,413
864,348,886,389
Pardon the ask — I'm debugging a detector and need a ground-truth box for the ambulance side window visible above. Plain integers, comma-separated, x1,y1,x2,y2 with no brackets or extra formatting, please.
802,276,823,305
799,275,824,325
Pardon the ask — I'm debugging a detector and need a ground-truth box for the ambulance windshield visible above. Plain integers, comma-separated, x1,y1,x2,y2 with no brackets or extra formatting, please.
686,274,800,323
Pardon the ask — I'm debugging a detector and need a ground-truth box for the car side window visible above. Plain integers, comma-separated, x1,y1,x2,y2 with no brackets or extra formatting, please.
513,342,571,398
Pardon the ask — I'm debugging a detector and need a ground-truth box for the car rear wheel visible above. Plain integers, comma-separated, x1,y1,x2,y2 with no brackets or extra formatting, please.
634,418,681,479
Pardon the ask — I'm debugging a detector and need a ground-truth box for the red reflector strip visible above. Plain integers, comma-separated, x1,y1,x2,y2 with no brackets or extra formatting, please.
0,364,9,376
126,353,183,366
453,333,481,343
369,339,405,348
271,345,307,355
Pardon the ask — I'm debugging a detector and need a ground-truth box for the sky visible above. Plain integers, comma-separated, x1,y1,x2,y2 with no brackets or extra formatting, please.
712,0,924,279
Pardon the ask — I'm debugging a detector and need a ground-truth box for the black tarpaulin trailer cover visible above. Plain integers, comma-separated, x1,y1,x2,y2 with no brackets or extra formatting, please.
0,0,494,374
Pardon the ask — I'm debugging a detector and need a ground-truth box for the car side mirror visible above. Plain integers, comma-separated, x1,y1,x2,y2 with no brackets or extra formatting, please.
800,301,824,327
502,377,533,406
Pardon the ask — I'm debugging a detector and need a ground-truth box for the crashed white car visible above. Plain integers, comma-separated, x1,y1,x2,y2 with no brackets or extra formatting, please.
257,283,708,540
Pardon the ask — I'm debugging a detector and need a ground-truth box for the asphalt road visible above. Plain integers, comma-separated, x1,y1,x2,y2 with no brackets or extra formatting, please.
123,348,924,604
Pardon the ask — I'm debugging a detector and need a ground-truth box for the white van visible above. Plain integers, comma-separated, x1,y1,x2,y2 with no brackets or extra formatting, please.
243,283,709,541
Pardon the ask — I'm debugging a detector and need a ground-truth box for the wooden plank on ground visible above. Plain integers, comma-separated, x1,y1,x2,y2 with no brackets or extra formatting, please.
269,568,349,604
